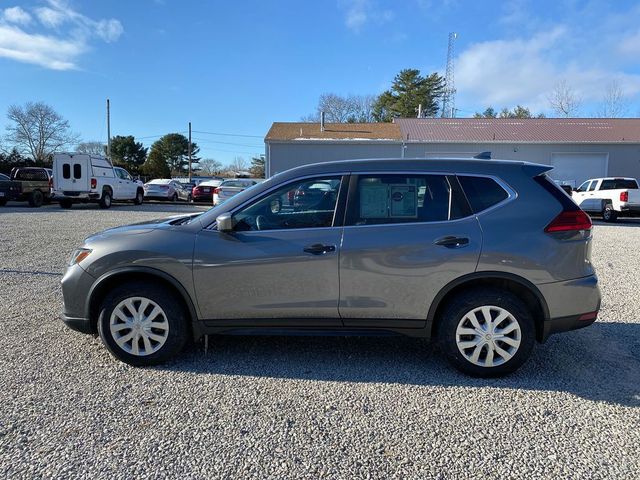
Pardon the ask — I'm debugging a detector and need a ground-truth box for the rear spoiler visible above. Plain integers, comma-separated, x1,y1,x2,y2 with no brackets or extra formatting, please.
523,163,553,177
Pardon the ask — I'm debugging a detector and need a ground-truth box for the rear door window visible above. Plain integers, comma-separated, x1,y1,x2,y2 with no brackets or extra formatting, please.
62,164,71,179
73,164,82,179
345,174,470,226
458,176,509,213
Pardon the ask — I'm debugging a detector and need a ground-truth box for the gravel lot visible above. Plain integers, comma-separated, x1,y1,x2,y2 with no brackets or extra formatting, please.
0,202,639,479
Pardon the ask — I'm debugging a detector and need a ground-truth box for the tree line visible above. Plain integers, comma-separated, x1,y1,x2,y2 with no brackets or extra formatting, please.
304,68,633,122
0,101,265,178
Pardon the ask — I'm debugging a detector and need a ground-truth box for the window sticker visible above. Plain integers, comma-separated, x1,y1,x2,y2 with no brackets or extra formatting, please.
360,184,389,218
390,184,418,218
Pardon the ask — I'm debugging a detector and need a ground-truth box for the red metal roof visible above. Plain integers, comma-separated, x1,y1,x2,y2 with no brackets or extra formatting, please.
394,118,640,143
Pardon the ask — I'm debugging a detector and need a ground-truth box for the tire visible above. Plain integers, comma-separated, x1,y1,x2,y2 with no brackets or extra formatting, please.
134,190,144,205
171,193,178,202
59,199,73,209
602,203,618,222
437,287,536,377
0,198,6,207
99,189,112,209
28,190,44,208
187,194,192,203
97,282,190,366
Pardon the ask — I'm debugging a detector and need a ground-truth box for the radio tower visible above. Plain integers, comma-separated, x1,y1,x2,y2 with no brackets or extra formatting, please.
441,32,457,118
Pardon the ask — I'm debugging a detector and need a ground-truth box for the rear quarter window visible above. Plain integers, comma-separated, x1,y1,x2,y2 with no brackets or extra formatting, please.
457,176,509,213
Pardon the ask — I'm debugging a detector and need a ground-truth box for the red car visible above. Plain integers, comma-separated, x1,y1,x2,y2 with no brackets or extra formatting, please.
192,180,223,202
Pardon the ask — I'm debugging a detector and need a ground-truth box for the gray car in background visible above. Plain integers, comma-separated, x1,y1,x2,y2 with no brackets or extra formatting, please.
61,158,600,376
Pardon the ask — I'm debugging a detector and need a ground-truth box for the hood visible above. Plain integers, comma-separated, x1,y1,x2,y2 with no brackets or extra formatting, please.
84,212,203,244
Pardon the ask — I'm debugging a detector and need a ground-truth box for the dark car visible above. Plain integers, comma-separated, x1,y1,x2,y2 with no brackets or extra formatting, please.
0,173,21,206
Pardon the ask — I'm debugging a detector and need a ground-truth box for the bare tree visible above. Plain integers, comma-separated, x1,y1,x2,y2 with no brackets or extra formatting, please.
597,81,628,118
229,157,248,173
302,93,377,123
547,80,582,117
197,158,223,175
5,102,79,162
76,141,106,156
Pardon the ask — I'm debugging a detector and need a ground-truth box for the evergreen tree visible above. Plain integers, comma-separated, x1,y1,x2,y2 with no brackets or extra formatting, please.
372,69,445,121
110,135,147,174
148,133,199,175
142,148,171,178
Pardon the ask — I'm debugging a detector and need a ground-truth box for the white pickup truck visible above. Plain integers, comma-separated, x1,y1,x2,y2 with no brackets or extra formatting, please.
52,153,144,209
572,177,640,222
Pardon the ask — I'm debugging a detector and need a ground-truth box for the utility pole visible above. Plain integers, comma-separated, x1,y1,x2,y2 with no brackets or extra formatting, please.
188,121,192,183
106,98,111,159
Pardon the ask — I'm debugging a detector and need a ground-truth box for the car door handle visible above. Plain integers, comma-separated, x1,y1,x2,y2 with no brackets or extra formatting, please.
434,236,470,248
303,244,336,255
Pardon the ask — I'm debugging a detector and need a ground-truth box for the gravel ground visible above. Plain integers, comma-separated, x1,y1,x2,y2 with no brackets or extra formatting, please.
0,203,639,479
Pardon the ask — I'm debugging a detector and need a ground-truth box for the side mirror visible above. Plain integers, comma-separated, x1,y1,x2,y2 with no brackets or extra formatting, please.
216,212,234,232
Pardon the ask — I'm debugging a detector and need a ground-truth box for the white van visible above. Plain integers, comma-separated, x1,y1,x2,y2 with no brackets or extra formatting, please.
53,153,144,209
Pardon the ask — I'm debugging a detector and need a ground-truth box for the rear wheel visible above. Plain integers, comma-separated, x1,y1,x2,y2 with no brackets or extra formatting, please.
437,288,535,377
59,199,73,209
97,282,189,366
171,193,178,202
28,190,44,208
134,190,144,205
187,194,192,202
602,203,618,222
99,189,112,209
0,198,6,207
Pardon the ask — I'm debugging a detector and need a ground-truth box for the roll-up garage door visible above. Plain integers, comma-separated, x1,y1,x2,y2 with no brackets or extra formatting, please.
549,153,608,187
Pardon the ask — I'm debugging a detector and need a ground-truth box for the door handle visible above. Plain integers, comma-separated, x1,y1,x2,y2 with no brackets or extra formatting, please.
434,236,469,248
303,244,336,255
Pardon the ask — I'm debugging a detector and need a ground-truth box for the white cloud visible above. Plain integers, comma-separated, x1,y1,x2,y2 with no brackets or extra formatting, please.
0,0,123,70
341,0,393,33
455,18,640,114
35,6,66,27
3,6,32,25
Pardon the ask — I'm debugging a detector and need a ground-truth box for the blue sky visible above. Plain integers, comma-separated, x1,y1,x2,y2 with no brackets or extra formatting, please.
1,0,639,165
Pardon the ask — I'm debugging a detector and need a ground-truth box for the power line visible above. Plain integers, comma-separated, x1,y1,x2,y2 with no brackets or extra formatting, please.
193,130,263,138
191,137,263,148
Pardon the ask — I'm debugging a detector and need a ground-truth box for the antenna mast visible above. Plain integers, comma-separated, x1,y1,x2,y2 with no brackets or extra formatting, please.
442,32,457,118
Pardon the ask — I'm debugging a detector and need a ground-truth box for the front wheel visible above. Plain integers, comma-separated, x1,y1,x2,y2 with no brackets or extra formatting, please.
171,193,178,202
134,190,144,205
97,282,189,366
602,204,618,222
0,198,6,207
437,288,535,377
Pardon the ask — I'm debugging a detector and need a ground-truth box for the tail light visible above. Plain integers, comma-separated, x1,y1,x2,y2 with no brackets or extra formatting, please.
193,186,199,194
48,177,53,190
90,178,97,189
620,191,628,202
545,210,592,233
213,187,220,195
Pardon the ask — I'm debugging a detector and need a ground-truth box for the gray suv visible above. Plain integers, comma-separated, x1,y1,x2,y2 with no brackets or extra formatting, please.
61,159,601,376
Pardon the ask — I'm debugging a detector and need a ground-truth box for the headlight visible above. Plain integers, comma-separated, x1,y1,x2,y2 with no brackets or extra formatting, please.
69,248,92,266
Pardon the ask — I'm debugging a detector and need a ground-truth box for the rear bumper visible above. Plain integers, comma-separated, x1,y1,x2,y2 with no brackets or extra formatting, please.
538,274,601,341
54,191,100,201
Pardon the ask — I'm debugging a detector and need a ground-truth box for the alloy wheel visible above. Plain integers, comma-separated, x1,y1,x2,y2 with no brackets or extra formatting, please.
455,305,521,367
109,297,169,356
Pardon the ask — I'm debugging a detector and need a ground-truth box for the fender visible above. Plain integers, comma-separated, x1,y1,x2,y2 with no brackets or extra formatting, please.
425,271,551,338
86,266,201,335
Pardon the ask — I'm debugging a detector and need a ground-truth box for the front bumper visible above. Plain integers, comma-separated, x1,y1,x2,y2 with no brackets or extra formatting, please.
538,274,601,341
61,264,96,334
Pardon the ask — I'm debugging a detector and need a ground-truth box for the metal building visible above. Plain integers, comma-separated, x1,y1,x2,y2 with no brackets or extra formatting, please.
265,118,640,186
